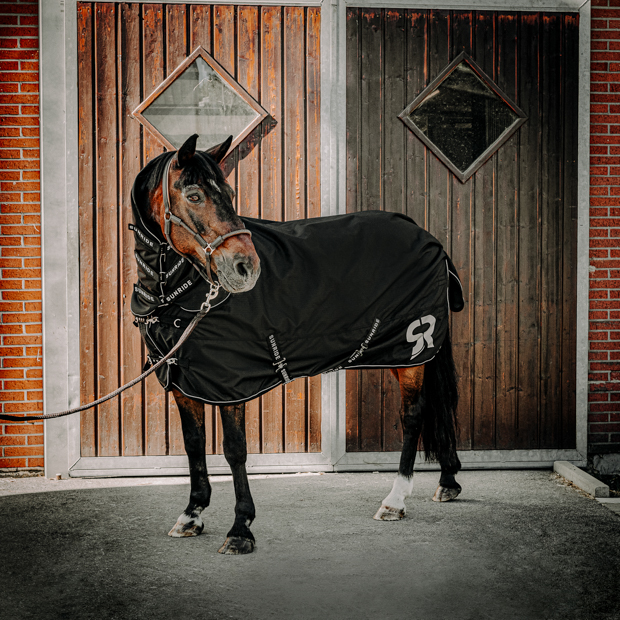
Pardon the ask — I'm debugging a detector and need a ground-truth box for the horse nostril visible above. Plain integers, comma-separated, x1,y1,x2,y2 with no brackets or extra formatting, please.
235,259,249,278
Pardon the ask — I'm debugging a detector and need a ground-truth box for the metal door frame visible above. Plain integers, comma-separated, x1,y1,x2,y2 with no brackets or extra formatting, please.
41,0,589,478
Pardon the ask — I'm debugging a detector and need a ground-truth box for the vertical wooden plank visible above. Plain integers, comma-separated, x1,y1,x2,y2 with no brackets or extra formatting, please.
260,6,284,453
237,5,261,454
382,370,402,452
360,9,382,213
119,3,144,456
142,3,167,454
426,10,450,248
540,14,563,449
405,11,428,231
384,9,406,216
517,13,541,450
471,11,496,450
450,10,475,451
495,13,520,449
165,3,188,456
95,3,120,456
78,2,96,457
307,6,322,452
190,5,211,52
561,15,579,449
213,3,237,209
345,8,361,451
142,4,166,164
283,7,307,452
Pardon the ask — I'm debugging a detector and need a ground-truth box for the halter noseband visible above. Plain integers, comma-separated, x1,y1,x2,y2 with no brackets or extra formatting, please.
162,155,252,284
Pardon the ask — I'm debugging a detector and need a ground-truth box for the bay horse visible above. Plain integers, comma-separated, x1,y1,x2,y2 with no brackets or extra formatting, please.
132,134,463,555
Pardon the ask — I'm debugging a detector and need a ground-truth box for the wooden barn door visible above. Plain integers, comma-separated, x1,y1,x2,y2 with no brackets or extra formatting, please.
345,9,578,456
77,3,321,466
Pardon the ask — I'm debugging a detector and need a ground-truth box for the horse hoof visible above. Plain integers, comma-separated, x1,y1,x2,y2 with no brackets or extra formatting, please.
168,514,204,537
218,536,254,555
432,485,461,502
373,505,405,521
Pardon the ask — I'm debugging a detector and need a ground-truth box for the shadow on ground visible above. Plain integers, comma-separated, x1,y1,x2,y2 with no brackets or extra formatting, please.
0,471,618,620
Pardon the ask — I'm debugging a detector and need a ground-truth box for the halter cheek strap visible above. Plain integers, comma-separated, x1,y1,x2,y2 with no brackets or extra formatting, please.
162,156,252,284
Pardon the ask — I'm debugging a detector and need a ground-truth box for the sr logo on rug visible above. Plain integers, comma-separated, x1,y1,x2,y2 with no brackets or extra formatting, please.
406,315,436,360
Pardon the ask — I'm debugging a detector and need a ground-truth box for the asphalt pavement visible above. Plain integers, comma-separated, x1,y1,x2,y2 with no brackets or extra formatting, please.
0,470,618,620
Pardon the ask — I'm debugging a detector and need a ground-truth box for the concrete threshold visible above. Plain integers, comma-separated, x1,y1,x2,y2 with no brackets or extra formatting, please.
554,461,609,498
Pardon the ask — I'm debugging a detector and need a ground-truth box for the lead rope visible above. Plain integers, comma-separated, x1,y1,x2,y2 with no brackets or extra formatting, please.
0,282,221,422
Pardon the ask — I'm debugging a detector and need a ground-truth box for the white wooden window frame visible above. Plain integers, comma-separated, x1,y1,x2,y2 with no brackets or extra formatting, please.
40,0,590,478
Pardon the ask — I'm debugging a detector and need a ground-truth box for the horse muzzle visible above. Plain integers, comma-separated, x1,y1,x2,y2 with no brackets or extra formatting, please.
213,251,261,293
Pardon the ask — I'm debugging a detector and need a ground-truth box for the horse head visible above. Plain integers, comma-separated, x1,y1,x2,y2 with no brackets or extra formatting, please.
146,134,261,294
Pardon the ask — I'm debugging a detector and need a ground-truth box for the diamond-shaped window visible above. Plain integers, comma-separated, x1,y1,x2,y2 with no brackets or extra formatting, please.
399,51,527,183
133,46,268,153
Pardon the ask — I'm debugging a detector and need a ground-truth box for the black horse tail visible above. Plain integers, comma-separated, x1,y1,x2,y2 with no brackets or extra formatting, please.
419,329,460,467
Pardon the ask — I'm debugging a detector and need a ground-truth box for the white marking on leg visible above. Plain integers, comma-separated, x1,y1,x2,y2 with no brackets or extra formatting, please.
168,510,205,537
373,474,414,521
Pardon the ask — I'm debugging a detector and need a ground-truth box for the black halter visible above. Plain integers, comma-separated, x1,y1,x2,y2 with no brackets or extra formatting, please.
162,156,251,285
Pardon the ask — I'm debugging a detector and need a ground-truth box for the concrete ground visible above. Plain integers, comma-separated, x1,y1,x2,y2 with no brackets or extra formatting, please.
0,470,618,620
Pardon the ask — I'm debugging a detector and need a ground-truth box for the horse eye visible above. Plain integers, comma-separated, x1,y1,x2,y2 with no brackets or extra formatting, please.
187,194,201,203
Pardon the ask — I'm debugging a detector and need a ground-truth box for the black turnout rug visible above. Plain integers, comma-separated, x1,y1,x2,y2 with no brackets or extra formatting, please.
131,210,464,405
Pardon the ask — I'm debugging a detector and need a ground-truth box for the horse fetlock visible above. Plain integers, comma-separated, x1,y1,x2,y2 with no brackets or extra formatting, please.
168,511,205,538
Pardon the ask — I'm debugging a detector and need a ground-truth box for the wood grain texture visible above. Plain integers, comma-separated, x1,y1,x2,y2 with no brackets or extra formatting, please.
495,13,519,449
79,4,321,459
540,14,563,449
236,6,262,454
283,7,307,452
142,3,167,455
78,2,96,457
471,11,495,450
344,9,578,454
260,7,285,454
119,3,144,456
95,3,120,456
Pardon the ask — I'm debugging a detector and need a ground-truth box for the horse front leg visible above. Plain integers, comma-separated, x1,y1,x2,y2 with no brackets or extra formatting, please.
168,389,211,537
374,367,424,521
218,403,256,555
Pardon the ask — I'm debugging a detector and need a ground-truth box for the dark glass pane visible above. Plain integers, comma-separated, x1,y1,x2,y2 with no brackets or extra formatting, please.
408,62,518,172
142,57,259,150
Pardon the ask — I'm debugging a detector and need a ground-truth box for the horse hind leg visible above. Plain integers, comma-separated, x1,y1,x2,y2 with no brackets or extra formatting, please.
168,389,211,537
374,366,424,521
433,450,462,502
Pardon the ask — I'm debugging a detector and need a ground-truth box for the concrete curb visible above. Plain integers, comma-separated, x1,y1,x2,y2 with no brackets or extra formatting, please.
554,461,609,498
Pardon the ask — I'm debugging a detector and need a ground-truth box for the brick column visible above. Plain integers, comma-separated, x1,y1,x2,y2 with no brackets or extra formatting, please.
589,0,620,455
0,0,43,471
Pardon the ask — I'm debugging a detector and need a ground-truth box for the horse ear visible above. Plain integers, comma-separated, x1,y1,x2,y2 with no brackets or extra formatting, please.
177,134,199,167
205,135,233,164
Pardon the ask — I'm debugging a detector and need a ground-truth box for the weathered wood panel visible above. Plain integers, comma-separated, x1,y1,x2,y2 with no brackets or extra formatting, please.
119,3,144,456
78,3,96,457
94,3,120,456
345,9,578,452
79,3,321,459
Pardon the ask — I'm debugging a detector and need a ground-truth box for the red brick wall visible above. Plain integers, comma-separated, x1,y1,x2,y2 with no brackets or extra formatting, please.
0,0,43,471
589,0,620,454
